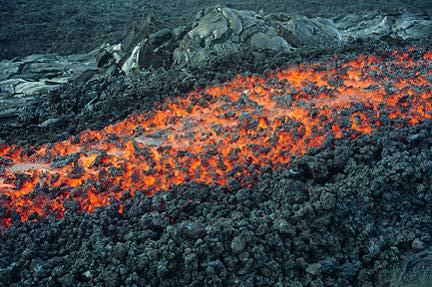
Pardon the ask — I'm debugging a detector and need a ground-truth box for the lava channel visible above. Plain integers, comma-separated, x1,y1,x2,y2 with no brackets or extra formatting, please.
0,48,431,228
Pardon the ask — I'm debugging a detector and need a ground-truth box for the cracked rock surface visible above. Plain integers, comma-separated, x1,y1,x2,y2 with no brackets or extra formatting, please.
2,6,432,99
173,6,342,68
0,52,97,119
335,10,432,41
101,6,432,71
172,6,295,67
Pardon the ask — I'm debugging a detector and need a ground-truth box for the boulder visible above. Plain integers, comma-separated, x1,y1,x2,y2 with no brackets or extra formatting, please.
173,5,295,67
171,6,345,67
118,27,183,75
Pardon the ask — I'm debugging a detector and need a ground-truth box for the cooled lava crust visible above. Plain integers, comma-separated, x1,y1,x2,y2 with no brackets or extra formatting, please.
1,45,432,286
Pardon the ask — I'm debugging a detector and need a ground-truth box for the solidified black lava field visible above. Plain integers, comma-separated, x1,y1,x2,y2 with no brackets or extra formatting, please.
1,1,432,287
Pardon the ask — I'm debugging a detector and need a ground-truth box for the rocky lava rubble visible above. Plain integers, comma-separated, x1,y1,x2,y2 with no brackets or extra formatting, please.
1,111,432,287
0,45,431,287
0,48,431,227
0,4,432,287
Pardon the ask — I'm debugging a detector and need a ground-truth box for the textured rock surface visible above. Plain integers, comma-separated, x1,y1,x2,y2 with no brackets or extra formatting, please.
119,6,432,70
267,14,342,48
102,5,344,73
335,10,432,41
172,6,294,67
0,52,97,98
0,3,431,287
377,250,432,287
172,6,342,68
2,6,432,97
2,119,432,286
1,0,431,60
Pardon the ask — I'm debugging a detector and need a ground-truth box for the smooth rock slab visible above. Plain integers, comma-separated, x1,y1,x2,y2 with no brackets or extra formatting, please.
394,19,432,39
112,6,432,73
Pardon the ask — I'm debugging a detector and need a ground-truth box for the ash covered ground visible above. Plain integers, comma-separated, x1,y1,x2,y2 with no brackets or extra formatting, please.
1,1,432,287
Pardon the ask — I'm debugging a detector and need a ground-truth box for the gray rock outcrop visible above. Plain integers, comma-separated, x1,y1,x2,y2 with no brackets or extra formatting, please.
1,5,432,101
0,52,97,99
335,10,432,41
172,6,341,68
172,6,295,67
118,6,432,71
266,14,342,48
109,5,343,72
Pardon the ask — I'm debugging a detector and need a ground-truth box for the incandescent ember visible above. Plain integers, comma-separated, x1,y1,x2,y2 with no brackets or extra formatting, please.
0,48,431,228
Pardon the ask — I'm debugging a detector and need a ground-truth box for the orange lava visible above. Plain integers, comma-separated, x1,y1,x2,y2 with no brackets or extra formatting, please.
0,49,431,227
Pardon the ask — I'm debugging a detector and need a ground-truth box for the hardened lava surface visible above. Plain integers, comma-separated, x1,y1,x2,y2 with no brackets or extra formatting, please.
0,47,432,287
0,48,431,228
2,0,431,60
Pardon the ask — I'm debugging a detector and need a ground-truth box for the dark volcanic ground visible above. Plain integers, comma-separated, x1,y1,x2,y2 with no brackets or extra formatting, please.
0,39,431,287
1,0,432,60
1,37,429,146
1,1,432,287
2,118,432,287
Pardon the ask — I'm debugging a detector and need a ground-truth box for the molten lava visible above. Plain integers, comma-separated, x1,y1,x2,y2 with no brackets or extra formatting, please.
0,49,431,227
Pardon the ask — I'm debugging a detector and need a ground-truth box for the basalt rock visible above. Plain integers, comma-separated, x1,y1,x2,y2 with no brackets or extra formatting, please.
335,10,432,41
377,250,432,287
172,6,294,67
113,5,344,72
266,14,342,49
117,6,432,72
172,6,343,68
119,27,182,75
2,6,432,98
0,51,97,99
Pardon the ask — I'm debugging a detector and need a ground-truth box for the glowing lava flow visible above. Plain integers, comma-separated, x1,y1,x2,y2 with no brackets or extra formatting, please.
0,49,431,227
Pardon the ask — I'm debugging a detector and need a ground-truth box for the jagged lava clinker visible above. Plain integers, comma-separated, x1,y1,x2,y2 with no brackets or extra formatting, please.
0,48,431,227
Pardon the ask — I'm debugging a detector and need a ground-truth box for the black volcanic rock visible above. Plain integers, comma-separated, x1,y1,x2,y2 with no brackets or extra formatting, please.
0,4,432,285
377,250,432,287
179,221,206,240
1,0,431,61
2,121,432,286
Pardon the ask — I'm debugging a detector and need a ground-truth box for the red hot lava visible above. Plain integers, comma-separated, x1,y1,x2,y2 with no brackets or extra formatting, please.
0,49,431,227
